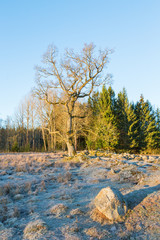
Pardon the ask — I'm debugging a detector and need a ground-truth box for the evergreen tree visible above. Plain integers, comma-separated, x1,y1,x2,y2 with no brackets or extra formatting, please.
135,96,159,151
115,88,130,150
127,104,139,151
85,92,100,149
155,108,160,131
134,95,146,150
145,102,159,150
155,108,160,149
95,85,119,150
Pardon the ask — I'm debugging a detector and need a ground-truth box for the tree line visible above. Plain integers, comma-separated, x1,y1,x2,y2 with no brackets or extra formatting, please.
0,85,160,154
87,86,160,153
0,43,160,154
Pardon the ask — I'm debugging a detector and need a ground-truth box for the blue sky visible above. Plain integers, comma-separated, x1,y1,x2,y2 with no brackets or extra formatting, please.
0,0,160,120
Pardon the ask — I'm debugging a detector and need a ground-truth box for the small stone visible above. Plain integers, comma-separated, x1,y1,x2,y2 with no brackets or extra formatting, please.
110,168,116,174
110,226,116,231
14,194,23,200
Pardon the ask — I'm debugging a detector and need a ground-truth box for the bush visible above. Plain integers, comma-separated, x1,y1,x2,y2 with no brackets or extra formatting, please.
11,141,19,152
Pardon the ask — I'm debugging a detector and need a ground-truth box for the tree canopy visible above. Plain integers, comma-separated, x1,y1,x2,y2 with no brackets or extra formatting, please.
34,43,112,156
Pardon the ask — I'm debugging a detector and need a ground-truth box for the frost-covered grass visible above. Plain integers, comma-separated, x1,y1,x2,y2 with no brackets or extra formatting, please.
0,152,160,239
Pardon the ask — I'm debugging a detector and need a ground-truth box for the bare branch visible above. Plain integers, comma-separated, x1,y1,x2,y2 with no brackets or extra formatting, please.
34,43,112,156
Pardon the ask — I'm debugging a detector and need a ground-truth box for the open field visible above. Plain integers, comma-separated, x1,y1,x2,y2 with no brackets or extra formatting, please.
0,151,160,239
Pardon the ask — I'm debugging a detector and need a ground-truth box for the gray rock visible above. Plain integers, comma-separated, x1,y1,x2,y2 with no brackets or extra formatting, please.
94,187,128,221
110,225,116,231
110,168,116,174
14,194,23,200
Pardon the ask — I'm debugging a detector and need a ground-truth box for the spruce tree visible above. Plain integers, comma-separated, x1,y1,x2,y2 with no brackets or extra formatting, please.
135,96,159,151
155,108,160,132
96,85,119,150
134,95,146,150
86,91,100,149
155,108,160,149
145,102,159,150
127,103,139,151
115,88,130,150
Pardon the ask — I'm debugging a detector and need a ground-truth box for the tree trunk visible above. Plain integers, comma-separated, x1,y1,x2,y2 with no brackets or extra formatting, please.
53,120,56,152
32,128,35,151
51,132,54,151
74,120,77,151
74,134,77,151
26,128,29,146
66,115,76,156
66,140,76,156
42,127,47,151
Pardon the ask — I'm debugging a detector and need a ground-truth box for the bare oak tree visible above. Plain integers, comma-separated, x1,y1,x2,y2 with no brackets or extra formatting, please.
34,43,112,156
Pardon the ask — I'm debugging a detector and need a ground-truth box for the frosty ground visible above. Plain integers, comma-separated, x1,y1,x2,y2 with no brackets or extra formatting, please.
0,151,160,239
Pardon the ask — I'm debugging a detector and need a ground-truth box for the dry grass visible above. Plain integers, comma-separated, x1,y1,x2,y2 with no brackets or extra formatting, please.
84,227,111,239
23,219,48,238
40,180,46,190
85,227,100,238
61,223,80,239
70,208,84,216
64,233,80,240
50,203,68,217
57,171,72,184
24,182,32,193
0,152,159,239
0,153,55,174
0,197,9,223
13,206,20,218
90,208,112,225
62,152,91,164
15,163,28,172
2,183,12,196
122,190,160,238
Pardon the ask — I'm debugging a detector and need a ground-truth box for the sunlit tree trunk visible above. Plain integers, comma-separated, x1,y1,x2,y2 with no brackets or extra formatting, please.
66,115,76,156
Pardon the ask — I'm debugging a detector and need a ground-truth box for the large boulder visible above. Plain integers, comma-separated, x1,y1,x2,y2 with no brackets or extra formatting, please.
94,187,128,221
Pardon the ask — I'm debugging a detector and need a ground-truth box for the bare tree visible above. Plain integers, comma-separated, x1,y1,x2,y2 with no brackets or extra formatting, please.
34,43,112,156
29,94,37,151
36,99,47,151
24,96,30,148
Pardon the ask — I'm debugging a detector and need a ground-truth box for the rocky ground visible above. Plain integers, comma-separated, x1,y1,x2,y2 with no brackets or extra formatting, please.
0,151,160,240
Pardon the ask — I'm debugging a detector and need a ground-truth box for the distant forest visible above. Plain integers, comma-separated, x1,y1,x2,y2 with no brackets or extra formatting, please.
0,85,160,154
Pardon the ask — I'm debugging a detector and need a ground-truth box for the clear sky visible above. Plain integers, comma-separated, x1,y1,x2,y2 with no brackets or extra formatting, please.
0,0,160,120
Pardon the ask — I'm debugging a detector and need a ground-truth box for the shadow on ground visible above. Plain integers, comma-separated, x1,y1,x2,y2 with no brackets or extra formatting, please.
125,184,160,209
